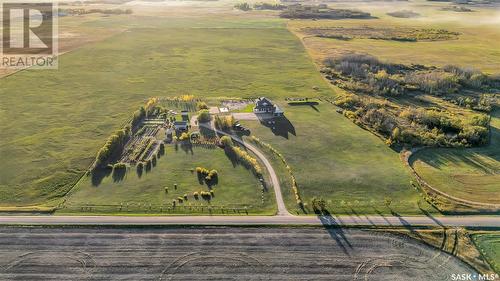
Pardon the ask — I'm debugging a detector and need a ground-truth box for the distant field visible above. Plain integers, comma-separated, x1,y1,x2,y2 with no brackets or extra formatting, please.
0,17,329,207
242,101,435,215
473,233,500,274
289,4,500,74
412,109,500,205
62,145,275,214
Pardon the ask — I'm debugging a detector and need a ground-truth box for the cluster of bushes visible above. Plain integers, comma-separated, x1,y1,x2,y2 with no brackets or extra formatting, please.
254,2,287,10
234,2,252,11
339,100,490,147
178,132,190,141
445,94,495,112
311,197,327,212
386,10,420,18
193,190,213,200
250,136,302,206
164,95,198,111
196,167,218,186
221,136,262,176
235,2,286,11
197,110,211,123
321,53,497,147
214,115,236,130
94,125,131,169
196,101,209,110
280,4,371,19
131,106,146,128
323,54,499,97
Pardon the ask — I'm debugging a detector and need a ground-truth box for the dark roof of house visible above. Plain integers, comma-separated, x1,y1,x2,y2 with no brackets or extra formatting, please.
173,121,188,128
255,97,274,108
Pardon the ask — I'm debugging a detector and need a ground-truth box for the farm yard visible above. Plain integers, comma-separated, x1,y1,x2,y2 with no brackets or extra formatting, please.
0,227,478,280
62,97,276,214
0,15,328,210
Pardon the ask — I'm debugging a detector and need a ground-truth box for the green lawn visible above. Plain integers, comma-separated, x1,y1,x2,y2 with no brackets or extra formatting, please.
473,233,500,274
412,109,500,205
0,17,330,207
242,101,436,215
62,145,275,214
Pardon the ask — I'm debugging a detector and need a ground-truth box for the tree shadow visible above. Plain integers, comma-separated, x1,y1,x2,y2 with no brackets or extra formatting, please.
200,125,216,138
112,168,126,182
317,209,353,256
180,141,193,155
91,167,112,186
136,164,144,178
223,146,240,168
288,101,320,112
390,209,424,240
258,116,296,139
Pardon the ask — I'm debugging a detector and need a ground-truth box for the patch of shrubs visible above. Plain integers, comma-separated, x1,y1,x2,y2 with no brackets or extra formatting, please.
280,4,371,19
214,115,236,130
196,167,219,186
197,109,211,123
323,54,499,97
221,136,262,176
322,54,496,147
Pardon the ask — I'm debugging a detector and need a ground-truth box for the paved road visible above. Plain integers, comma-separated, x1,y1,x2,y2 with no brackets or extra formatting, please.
199,122,291,216
0,214,499,227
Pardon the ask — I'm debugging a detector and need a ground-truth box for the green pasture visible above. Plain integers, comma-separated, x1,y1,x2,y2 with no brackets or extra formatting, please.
242,101,436,215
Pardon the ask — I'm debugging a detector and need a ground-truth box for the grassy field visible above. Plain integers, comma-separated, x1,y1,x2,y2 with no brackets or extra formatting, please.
473,233,500,274
412,109,500,205
62,145,275,214
0,16,330,208
242,101,436,215
283,1,500,211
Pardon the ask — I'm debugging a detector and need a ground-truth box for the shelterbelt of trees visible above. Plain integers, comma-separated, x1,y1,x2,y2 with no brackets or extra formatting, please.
322,54,499,148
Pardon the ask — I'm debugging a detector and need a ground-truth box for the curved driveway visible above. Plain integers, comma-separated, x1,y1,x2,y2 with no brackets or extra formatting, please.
199,122,291,216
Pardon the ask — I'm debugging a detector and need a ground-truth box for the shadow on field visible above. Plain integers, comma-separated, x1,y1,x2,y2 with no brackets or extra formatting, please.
317,210,353,256
258,116,296,139
91,168,112,186
112,168,126,182
288,101,320,112
390,209,424,240
200,124,216,138
180,140,193,155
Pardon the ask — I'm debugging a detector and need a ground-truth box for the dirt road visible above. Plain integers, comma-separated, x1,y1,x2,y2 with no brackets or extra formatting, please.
1,214,499,227
0,227,476,280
